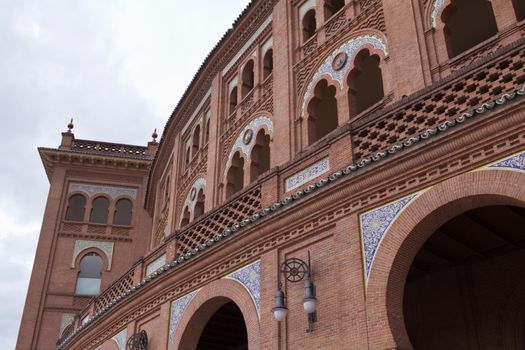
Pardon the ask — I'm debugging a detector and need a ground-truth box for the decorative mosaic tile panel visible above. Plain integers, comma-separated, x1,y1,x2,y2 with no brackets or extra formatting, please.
59,313,75,336
69,183,137,199
112,328,127,350
169,290,199,345
224,260,261,315
146,254,167,276
285,158,330,192
301,35,388,119
360,193,421,284
487,151,525,172
431,0,445,28
71,240,114,270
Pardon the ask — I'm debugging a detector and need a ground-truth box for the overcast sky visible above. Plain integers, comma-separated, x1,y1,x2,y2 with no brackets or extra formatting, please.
0,0,250,347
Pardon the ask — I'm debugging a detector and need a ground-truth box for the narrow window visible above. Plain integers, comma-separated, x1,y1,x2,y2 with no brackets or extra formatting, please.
241,60,255,99
205,118,210,144
229,87,238,114
89,197,109,224
75,253,103,296
113,199,132,226
192,125,201,157
442,0,498,59
226,152,245,199
193,189,205,220
250,130,271,182
164,176,170,206
66,194,86,221
303,10,317,42
263,49,273,80
185,146,191,168
307,80,339,145
348,49,385,117
181,206,190,227
513,0,525,21
324,0,345,21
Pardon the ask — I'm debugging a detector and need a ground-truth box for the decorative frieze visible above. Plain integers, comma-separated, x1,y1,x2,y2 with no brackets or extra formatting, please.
285,158,330,192
68,183,137,199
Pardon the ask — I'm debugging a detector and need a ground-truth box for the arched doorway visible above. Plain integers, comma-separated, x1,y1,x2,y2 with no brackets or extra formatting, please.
195,301,248,350
404,205,525,349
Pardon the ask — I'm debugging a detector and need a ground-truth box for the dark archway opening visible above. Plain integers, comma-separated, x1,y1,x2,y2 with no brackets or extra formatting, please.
324,0,345,21
513,0,525,22
195,302,248,350
442,0,498,59
404,205,525,350
303,9,317,42
250,129,271,182
226,152,245,199
348,49,384,117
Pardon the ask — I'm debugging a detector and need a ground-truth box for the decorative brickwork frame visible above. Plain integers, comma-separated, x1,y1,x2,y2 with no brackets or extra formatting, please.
365,169,525,349
170,278,260,350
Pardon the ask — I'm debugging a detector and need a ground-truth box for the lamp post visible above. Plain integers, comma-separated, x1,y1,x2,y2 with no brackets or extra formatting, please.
272,251,319,333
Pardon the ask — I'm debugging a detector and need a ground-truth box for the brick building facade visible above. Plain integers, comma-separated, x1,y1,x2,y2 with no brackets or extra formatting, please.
16,0,525,349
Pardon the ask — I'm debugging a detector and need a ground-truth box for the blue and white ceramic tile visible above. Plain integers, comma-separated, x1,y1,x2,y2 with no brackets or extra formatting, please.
487,151,525,172
285,158,330,192
431,0,445,28
169,290,199,344
227,117,273,165
146,254,167,276
112,328,127,350
225,260,261,316
360,193,421,284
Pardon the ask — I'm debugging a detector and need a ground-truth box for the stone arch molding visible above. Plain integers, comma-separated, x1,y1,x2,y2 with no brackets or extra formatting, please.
300,34,388,119
362,150,525,349
71,240,113,270
184,177,206,210
168,260,261,349
225,116,273,171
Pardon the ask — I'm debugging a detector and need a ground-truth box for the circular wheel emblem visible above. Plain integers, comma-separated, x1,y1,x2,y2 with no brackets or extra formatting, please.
190,188,197,201
243,129,253,145
332,52,348,71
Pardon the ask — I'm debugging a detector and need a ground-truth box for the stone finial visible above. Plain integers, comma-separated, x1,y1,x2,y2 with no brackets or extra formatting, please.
67,118,74,133
152,128,158,143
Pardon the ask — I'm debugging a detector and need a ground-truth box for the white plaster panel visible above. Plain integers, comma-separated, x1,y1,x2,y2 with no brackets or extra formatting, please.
68,183,137,199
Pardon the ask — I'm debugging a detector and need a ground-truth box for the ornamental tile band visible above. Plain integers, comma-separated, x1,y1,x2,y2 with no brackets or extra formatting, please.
285,158,330,192
224,260,261,316
146,254,167,276
112,328,127,350
227,116,273,165
360,192,421,284
486,151,525,172
71,240,114,270
69,183,137,199
301,35,387,119
431,0,445,28
169,290,199,346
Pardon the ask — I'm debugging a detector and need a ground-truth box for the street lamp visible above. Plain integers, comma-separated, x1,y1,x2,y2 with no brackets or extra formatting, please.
272,251,318,333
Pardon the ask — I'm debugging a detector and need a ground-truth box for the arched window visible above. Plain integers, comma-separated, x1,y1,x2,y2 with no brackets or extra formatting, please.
226,152,245,199
347,49,385,117
113,199,132,226
324,0,345,21
263,49,273,80
442,0,498,59
303,9,317,42
192,125,201,157
241,60,255,99
181,206,190,227
205,118,210,144
75,253,103,296
229,87,238,114
307,80,339,145
89,197,109,224
250,130,271,182
66,194,86,221
164,176,170,206
513,0,525,21
193,189,205,220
